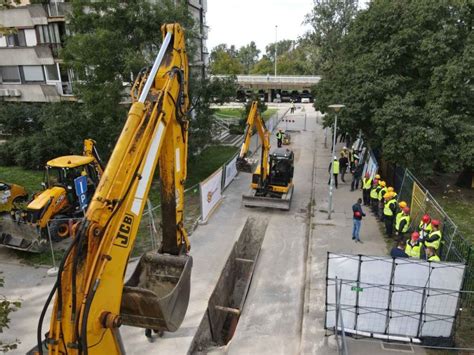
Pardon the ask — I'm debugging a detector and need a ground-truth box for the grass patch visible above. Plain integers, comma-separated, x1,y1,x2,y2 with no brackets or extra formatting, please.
436,191,474,244
187,145,238,188
0,166,43,193
214,108,278,122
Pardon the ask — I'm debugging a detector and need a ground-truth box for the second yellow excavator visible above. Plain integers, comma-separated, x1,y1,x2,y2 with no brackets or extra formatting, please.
237,101,294,210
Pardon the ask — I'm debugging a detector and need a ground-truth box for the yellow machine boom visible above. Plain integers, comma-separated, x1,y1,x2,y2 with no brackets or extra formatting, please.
36,23,192,354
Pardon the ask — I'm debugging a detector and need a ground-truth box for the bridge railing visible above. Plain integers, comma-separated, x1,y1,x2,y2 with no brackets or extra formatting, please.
211,75,321,85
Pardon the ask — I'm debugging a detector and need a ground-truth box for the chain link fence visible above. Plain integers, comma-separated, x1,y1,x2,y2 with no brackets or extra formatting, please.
383,167,474,347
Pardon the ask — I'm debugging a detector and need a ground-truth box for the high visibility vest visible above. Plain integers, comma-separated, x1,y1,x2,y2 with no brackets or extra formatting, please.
395,214,410,233
362,177,372,190
378,187,387,201
425,230,442,250
419,222,432,237
428,254,440,262
383,199,396,217
333,161,340,174
370,186,379,199
405,242,422,258
276,132,283,139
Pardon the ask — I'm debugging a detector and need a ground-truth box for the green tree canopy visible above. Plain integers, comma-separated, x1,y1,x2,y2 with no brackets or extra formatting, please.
209,44,243,74
313,0,474,176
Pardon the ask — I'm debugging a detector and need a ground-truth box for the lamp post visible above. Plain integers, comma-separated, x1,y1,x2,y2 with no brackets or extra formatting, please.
274,25,278,77
327,104,345,219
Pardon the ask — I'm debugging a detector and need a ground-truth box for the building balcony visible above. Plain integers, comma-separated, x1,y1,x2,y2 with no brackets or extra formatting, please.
0,46,55,66
0,83,61,102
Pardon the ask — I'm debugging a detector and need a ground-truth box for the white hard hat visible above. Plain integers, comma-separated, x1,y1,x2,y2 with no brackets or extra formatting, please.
334,156,337,160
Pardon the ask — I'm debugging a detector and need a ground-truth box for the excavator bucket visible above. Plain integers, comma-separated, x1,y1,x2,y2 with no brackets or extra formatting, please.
0,215,45,252
121,252,193,332
236,157,257,173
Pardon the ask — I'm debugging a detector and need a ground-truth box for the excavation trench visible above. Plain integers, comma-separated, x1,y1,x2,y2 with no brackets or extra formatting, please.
189,216,268,354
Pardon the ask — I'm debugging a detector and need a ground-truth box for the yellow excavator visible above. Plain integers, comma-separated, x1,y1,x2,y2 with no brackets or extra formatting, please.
32,23,192,354
0,139,103,252
237,101,294,210
0,181,28,213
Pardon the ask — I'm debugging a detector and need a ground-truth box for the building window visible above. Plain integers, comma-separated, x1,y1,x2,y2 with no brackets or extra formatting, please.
44,64,60,81
21,66,45,82
36,23,63,44
6,30,26,47
0,66,21,83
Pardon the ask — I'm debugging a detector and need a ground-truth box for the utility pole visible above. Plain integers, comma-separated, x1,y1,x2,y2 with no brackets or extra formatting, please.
327,104,345,219
274,25,278,77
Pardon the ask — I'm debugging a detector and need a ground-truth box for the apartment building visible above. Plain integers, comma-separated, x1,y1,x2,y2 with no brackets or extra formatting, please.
0,1,73,102
0,0,209,103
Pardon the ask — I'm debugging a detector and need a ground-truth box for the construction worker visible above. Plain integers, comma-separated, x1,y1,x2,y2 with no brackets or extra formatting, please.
276,128,283,148
425,247,440,262
383,192,397,237
424,219,442,253
341,146,349,158
405,232,423,259
370,174,380,214
395,207,411,241
339,151,349,183
418,214,432,240
328,156,340,189
377,180,387,220
362,172,372,206
398,200,408,213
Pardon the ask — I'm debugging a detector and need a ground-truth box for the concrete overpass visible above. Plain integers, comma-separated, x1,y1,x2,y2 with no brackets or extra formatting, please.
212,74,321,90
212,75,321,102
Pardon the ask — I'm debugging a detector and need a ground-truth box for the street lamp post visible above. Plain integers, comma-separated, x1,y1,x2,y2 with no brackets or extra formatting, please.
327,104,345,219
274,25,278,77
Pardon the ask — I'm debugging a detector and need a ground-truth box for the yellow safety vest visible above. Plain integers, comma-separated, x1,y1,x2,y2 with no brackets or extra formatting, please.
425,230,442,250
276,131,283,139
362,177,372,190
370,186,379,199
383,199,396,217
378,187,387,201
419,222,432,237
428,254,440,262
395,214,410,233
333,160,340,174
405,242,422,258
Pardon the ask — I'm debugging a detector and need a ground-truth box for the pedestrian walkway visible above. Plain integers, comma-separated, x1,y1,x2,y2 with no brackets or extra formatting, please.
300,114,426,354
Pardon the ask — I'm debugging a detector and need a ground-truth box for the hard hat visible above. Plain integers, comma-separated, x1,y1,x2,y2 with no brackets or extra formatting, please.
380,181,386,187
431,219,440,227
422,214,431,223
387,187,394,192
334,156,337,160
343,146,347,150
399,201,407,208
384,192,394,200
403,207,410,214
411,231,420,240
375,174,380,179
365,172,370,178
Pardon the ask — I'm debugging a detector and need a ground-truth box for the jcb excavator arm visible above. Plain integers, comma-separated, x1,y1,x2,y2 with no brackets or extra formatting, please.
36,23,191,354
236,101,271,184
83,138,104,177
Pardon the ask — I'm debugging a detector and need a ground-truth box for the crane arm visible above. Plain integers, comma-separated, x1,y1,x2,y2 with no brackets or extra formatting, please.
236,101,271,183
39,23,190,355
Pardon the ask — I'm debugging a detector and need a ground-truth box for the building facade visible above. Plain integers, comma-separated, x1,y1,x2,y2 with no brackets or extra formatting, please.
0,0,208,103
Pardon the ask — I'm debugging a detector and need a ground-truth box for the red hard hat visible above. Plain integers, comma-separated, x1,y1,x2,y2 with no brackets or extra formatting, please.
422,214,431,223
431,219,440,227
403,207,410,214
411,231,420,240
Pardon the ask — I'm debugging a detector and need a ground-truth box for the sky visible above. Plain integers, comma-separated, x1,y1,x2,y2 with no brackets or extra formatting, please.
206,0,314,55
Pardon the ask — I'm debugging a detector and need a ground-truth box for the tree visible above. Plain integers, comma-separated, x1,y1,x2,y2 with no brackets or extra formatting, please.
237,41,260,74
209,44,243,74
313,0,474,176
61,0,195,157
0,274,21,352
265,39,294,62
305,0,358,71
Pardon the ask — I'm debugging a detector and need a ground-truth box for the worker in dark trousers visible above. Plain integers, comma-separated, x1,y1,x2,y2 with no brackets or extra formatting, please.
362,172,372,205
370,174,380,214
276,128,283,148
383,192,397,237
